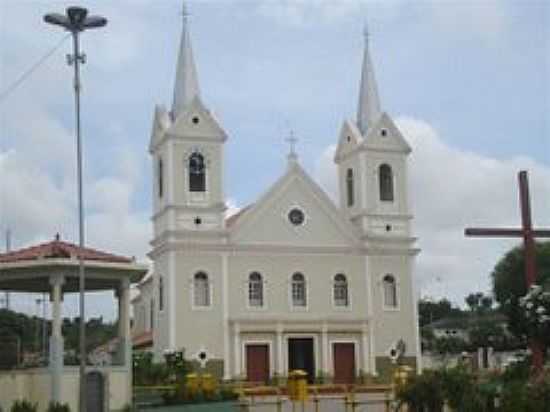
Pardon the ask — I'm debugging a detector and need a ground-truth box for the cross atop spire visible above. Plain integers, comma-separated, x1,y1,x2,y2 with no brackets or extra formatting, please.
357,22,381,137
172,1,200,119
286,130,298,162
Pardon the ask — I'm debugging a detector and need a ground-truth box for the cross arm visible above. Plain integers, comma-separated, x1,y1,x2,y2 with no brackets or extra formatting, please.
465,228,550,238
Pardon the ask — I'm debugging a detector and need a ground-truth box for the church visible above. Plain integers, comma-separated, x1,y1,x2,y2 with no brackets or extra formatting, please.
133,10,421,383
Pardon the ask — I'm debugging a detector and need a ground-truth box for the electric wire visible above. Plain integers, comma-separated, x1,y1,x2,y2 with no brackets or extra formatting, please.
0,33,70,103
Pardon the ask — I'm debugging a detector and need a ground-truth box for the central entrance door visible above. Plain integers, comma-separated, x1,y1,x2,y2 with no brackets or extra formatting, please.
333,343,356,384
288,338,315,383
246,344,270,383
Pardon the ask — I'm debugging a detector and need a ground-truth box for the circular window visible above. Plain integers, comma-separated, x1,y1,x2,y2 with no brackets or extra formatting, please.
192,116,200,124
288,208,305,226
194,217,202,225
380,128,388,137
198,351,207,361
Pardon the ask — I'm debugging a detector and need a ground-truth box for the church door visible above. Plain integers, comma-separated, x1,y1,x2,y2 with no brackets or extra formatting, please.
246,344,270,383
333,343,356,384
288,338,315,383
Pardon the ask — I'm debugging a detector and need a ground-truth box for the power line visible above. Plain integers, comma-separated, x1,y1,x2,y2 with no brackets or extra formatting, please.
0,34,70,103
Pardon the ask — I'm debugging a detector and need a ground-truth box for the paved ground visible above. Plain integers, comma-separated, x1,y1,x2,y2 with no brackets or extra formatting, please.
138,393,393,412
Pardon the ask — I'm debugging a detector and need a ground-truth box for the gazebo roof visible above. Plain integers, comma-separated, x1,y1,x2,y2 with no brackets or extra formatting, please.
0,234,132,264
0,234,148,293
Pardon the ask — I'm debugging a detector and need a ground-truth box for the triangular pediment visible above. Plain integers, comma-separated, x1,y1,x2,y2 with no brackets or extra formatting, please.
363,112,411,153
334,119,364,163
167,97,227,142
230,161,360,247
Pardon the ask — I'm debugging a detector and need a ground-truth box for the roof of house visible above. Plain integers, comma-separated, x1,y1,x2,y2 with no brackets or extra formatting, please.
425,312,508,330
0,234,133,264
132,330,153,349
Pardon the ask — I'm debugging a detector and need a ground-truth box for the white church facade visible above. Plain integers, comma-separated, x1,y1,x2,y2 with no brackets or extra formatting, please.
134,12,421,383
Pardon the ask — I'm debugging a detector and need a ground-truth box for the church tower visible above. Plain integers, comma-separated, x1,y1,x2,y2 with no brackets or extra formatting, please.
149,7,228,357
334,28,413,242
149,7,228,239
334,28,421,373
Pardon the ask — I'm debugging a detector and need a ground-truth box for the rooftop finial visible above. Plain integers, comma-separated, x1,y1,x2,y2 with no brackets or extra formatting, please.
182,1,189,20
286,130,298,162
363,21,369,43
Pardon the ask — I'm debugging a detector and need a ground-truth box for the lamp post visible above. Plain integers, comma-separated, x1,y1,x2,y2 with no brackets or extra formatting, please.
44,7,107,411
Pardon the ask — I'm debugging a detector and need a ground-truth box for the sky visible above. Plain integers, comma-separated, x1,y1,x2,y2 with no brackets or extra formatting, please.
0,0,549,320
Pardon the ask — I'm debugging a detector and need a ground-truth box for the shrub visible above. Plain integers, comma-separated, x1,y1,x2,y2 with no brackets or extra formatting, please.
396,370,445,412
10,401,37,412
46,403,70,412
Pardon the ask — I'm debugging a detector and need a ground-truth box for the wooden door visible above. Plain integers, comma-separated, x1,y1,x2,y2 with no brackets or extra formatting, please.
333,343,356,384
246,344,269,383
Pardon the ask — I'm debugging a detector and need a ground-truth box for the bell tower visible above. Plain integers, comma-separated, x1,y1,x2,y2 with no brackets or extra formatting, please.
149,6,228,242
334,27,413,241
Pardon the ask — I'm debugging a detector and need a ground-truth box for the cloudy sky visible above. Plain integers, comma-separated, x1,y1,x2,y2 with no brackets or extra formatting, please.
0,0,549,319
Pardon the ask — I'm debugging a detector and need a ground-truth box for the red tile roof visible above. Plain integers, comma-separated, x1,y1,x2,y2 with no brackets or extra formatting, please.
132,330,153,349
0,234,133,264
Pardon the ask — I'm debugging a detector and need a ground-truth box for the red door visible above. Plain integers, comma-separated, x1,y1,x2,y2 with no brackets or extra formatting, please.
246,344,269,383
333,343,356,384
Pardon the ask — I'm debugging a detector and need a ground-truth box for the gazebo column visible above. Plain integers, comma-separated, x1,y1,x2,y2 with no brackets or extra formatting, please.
116,278,131,367
49,275,65,403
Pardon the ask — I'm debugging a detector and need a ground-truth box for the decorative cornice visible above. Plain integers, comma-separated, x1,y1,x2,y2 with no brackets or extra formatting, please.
152,203,227,221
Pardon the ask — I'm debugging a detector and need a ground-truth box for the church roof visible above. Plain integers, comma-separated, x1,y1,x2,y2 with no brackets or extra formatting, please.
225,204,253,228
172,4,200,119
0,234,133,264
357,26,381,137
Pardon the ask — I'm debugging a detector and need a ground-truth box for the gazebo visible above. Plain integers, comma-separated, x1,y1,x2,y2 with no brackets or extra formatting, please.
0,234,148,411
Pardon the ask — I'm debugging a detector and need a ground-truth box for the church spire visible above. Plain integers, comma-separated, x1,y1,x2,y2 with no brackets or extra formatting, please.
357,24,381,137
172,1,200,119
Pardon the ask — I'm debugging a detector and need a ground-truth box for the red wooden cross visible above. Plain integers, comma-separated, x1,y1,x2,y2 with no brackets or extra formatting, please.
465,170,550,373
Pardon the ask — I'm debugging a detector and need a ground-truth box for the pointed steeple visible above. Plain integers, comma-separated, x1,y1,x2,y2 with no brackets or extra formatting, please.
172,2,200,119
357,24,381,137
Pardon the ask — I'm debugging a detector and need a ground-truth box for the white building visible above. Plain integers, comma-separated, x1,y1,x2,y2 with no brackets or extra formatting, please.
137,12,422,383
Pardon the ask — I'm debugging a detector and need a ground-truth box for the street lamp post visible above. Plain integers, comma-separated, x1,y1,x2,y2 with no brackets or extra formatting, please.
44,7,107,411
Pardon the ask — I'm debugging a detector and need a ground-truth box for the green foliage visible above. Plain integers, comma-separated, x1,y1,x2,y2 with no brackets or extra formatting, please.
46,402,70,412
396,370,445,412
0,308,117,365
492,241,550,346
10,400,37,412
418,298,463,327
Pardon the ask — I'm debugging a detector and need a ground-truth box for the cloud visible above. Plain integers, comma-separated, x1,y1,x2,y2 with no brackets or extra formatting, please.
315,117,550,306
256,0,367,27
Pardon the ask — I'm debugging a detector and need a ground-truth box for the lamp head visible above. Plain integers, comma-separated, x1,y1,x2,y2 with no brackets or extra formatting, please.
67,6,88,29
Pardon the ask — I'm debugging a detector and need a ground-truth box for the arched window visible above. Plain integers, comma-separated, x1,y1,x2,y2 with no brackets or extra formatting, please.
334,274,349,307
189,152,205,192
379,164,394,201
159,276,164,311
248,272,263,307
346,169,354,207
291,272,306,307
383,274,398,308
194,272,210,307
158,157,164,198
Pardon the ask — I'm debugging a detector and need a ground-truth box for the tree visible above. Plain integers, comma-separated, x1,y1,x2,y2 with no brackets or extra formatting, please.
492,241,550,347
418,298,462,327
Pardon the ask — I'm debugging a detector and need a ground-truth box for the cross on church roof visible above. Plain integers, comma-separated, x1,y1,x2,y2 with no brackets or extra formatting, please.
285,130,298,160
